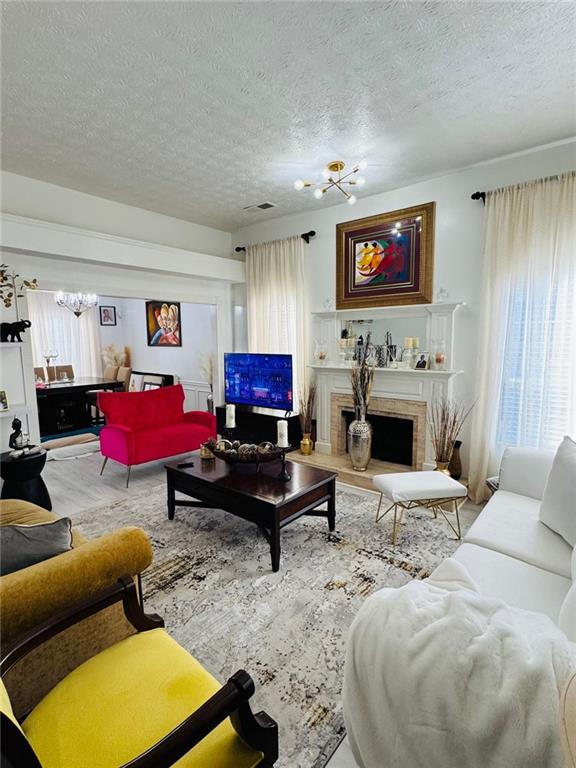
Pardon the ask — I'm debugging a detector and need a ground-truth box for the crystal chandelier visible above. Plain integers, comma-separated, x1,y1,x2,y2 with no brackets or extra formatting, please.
294,160,367,205
55,291,99,317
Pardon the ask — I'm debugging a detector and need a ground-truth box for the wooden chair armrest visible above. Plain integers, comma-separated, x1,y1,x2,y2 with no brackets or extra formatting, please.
1,578,162,678
121,669,277,768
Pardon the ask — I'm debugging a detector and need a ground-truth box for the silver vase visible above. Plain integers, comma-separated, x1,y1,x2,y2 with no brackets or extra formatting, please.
348,408,372,471
206,392,214,414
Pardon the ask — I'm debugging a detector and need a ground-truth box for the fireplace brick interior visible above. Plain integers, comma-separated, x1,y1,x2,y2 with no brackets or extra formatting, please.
342,411,414,466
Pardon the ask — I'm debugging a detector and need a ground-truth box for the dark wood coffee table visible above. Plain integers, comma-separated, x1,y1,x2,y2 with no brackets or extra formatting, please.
165,452,337,571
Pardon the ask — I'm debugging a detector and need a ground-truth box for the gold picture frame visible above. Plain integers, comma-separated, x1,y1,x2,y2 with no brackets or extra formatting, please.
336,202,435,309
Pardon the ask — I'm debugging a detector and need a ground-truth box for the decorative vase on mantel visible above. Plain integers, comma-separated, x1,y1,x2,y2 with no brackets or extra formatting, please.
300,432,313,456
347,406,372,472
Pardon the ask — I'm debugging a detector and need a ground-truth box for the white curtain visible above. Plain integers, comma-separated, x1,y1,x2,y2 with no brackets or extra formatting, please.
27,290,102,378
469,172,576,502
246,235,309,408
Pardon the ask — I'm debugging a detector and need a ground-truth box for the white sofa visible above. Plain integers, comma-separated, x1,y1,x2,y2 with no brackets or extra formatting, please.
452,446,571,621
343,446,576,768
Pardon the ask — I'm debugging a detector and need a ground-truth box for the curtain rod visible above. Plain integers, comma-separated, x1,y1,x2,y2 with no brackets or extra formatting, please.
234,230,316,253
471,191,486,203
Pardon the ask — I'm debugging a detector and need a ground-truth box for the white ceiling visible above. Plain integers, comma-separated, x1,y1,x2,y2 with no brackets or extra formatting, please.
2,1,575,232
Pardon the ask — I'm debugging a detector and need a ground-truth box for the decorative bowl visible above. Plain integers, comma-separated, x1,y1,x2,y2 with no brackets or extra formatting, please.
202,438,283,467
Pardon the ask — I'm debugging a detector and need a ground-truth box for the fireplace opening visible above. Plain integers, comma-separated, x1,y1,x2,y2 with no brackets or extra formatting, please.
343,411,413,466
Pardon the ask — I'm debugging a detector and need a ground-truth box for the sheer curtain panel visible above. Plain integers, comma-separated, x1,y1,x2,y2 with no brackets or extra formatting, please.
469,172,576,502
246,235,309,406
27,290,102,378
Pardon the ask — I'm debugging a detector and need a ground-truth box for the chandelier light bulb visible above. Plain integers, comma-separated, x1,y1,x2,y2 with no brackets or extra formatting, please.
358,160,367,171
294,179,305,191
313,188,324,200
356,176,366,186
348,194,357,205
322,167,331,180
55,291,99,318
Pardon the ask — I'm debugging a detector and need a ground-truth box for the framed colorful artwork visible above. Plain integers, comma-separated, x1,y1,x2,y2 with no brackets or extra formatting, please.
336,202,435,309
145,301,182,347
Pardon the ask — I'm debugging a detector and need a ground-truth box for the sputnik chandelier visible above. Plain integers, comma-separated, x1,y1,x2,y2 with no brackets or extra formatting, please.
294,160,367,205
55,291,99,317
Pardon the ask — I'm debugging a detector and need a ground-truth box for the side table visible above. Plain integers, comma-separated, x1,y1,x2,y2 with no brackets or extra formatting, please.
0,448,52,510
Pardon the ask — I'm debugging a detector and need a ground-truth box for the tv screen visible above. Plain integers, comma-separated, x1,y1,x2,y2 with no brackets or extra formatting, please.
224,353,293,411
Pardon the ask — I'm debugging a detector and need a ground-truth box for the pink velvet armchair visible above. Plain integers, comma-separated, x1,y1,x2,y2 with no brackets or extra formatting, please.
98,384,216,486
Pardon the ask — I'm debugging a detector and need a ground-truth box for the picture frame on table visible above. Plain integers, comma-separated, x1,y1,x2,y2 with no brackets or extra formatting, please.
0,390,8,411
99,306,117,326
336,202,435,309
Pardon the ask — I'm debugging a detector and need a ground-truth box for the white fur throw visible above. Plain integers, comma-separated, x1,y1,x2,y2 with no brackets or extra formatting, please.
343,559,576,768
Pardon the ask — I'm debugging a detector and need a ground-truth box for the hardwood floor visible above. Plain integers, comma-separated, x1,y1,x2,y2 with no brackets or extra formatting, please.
43,451,186,517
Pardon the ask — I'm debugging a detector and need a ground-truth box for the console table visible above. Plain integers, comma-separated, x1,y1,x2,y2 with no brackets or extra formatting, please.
36,378,124,437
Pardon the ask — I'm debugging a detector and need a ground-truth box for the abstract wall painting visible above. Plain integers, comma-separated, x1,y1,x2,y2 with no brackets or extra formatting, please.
336,202,435,309
145,301,181,347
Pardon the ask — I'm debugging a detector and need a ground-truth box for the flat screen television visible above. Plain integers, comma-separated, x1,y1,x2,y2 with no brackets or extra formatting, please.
224,353,293,411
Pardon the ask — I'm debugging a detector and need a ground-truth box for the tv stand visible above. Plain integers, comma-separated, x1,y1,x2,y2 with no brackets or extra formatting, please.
215,405,301,448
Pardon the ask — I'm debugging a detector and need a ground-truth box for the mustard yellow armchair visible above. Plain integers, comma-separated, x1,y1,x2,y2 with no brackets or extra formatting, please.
0,577,278,768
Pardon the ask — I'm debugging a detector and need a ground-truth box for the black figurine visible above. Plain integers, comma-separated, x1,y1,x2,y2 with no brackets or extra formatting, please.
8,417,22,450
1,319,32,343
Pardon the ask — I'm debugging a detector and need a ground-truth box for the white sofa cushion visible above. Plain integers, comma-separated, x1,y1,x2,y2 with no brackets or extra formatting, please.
539,436,576,547
452,543,571,622
373,471,467,502
464,489,572,578
499,446,556,500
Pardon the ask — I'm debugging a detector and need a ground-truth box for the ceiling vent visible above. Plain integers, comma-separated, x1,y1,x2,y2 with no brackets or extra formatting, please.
242,201,278,211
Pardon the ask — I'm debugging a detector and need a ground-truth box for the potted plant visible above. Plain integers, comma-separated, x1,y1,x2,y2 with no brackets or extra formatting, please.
348,333,375,471
428,397,473,474
299,381,317,455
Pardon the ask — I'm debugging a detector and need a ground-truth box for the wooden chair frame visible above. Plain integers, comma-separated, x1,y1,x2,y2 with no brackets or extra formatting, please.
1,578,278,768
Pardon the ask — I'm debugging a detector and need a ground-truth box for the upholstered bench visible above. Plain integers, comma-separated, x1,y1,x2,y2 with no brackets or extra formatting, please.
373,471,467,545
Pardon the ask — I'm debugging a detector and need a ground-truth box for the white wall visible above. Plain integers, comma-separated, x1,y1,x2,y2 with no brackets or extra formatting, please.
98,296,217,387
231,140,576,473
4,251,232,403
1,171,233,260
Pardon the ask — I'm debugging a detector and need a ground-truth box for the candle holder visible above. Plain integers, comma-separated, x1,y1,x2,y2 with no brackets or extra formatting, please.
277,446,291,482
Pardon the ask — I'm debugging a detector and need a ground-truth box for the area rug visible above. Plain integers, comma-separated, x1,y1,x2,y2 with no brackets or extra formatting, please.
74,484,478,768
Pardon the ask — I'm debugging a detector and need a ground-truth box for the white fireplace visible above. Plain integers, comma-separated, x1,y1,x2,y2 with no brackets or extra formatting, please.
310,366,462,470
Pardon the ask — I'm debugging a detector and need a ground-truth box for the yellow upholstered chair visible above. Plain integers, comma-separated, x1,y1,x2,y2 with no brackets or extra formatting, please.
0,500,153,718
0,578,278,768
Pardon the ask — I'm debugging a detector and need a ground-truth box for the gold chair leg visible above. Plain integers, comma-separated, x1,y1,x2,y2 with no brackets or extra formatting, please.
392,504,398,546
375,492,383,522
376,496,395,524
454,498,462,540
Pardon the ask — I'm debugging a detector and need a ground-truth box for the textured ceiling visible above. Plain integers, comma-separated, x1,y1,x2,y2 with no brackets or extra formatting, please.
2,1,575,232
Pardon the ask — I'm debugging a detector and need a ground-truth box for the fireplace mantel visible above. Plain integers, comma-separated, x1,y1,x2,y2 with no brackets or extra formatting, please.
310,364,463,380
310,365,462,469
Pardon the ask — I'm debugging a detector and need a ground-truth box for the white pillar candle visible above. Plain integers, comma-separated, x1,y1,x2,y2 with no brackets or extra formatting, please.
277,419,289,448
225,403,236,428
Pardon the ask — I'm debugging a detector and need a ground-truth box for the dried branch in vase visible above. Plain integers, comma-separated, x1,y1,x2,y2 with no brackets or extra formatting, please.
299,382,317,434
102,344,128,367
198,353,215,392
428,396,474,464
350,332,375,415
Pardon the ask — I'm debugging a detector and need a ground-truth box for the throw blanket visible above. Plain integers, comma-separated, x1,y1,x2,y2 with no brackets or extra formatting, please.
343,559,576,768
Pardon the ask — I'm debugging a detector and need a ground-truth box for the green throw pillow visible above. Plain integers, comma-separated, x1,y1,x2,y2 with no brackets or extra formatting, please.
0,517,73,576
